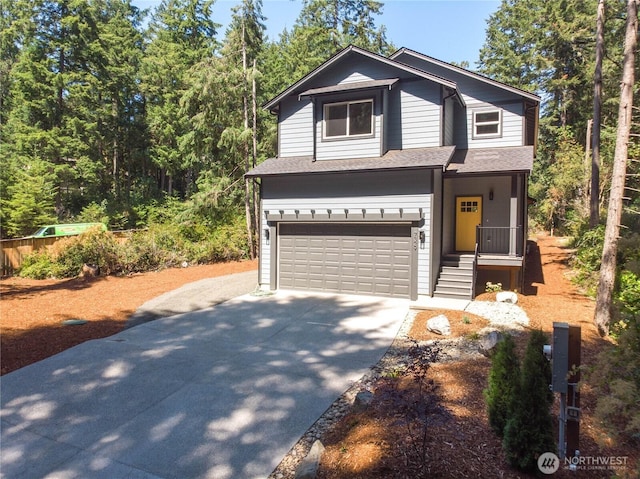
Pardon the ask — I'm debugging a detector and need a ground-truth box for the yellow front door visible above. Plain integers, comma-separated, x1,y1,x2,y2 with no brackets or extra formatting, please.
455,196,482,251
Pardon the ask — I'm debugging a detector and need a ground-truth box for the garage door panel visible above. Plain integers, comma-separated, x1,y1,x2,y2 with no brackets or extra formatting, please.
279,223,412,298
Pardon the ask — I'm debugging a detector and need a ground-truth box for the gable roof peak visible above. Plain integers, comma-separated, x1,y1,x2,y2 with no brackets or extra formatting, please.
263,44,461,112
390,47,541,103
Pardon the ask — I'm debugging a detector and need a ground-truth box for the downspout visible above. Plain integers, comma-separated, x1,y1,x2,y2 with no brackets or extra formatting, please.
311,98,317,162
256,177,262,287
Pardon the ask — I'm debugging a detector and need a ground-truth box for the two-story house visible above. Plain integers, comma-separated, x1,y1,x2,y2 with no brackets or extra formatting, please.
246,45,540,301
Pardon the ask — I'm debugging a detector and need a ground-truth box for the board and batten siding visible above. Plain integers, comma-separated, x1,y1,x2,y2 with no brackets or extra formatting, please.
387,80,441,150
259,170,435,294
278,98,314,158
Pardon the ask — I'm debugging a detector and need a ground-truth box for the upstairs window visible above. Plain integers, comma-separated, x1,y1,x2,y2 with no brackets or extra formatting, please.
323,99,373,139
473,109,502,138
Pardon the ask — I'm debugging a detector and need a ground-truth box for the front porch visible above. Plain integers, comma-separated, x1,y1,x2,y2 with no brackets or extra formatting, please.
434,224,526,300
437,172,528,299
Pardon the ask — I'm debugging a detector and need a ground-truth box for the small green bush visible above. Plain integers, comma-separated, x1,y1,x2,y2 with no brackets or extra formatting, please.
502,330,555,472
53,228,121,277
19,251,58,279
484,334,520,437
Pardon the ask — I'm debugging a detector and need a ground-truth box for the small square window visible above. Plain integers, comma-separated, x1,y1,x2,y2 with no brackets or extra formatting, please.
473,109,502,138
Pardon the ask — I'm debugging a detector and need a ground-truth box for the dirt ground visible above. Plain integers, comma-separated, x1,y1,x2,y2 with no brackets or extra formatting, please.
0,259,258,375
1,236,638,477
317,234,639,478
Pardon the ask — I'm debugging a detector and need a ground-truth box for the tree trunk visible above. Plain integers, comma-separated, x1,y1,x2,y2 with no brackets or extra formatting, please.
584,118,592,215
241,19,255,260
252,59,260,252
590,0,605,228
594,0,637,337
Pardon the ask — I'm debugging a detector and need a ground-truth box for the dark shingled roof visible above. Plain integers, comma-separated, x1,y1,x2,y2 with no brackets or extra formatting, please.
445,146,534,175
246,146,456,177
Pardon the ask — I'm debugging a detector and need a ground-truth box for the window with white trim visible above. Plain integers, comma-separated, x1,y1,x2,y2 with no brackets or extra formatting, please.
473,109,502,138
323,99,373,139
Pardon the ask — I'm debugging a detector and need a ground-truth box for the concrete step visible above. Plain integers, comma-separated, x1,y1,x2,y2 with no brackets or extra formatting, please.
435,284,472,295
436,279,473,290
433,290,472,300
440,267,474,277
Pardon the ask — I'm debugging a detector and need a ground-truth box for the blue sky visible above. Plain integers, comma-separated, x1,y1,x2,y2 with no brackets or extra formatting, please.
132,0,501,67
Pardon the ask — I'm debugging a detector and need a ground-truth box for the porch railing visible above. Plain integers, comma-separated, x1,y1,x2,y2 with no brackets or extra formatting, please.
476,226,521,255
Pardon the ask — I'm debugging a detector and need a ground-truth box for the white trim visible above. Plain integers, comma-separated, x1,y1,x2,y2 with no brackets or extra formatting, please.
472,108,503,139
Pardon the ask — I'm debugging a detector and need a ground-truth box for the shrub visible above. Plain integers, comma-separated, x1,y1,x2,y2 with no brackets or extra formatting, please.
19,251,57,279
16,218,249,278
53,227,121,277
590,319,640,444
502,330,555,472
484,334,520,437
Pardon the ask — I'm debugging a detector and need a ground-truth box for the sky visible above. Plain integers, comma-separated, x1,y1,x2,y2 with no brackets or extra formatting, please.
132,0,501,67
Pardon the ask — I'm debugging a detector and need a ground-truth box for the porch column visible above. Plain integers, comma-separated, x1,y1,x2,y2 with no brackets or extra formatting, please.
510,176,518,256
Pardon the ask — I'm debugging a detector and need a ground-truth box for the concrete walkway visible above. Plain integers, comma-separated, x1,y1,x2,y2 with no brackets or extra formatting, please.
127,270,259,328
1,290,409,479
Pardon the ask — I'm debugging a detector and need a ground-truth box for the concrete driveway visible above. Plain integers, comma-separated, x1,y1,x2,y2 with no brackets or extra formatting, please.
1,290,409,479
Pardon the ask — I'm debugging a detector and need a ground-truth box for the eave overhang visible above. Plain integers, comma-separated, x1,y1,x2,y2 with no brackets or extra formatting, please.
246,146,456,178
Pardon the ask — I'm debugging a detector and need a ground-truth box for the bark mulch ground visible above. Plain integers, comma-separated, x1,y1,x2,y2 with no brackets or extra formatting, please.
317,234,639,478
0,259,258,375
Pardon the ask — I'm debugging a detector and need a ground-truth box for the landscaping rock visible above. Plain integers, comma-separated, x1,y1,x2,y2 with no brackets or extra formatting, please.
80,263,100,278
294,440,325,479
427,314,451,336
352,390,374,412
478,330,504,357
496,291,518,304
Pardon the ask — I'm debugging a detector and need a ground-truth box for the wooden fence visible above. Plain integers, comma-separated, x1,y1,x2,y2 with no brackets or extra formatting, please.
1,231,131,276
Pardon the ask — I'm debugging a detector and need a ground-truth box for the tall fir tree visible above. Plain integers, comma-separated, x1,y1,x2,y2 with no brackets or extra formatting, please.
141,0,219,196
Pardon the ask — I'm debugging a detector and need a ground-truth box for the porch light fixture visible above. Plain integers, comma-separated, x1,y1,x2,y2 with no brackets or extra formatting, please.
419,230,426,246
264,228,270,245
489,189,494,201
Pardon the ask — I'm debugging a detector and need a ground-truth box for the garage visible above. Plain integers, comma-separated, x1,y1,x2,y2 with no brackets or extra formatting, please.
278,223,413,298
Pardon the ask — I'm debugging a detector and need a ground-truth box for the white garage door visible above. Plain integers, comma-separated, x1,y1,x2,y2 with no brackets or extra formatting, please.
278,223,412,298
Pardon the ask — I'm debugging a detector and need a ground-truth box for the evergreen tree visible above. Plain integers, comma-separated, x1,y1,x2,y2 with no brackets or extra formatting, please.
271,0,394,88
2,157,58,237
503,330,555,472
484,334,520,437
141,0,219,196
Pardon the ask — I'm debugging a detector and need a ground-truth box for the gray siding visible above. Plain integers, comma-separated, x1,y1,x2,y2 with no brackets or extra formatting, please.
387,80,441,150
466,101,523,149
279,98,314,158
394,54,527,149
259,170,434,294
315,91,382,160
443,96,455,146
